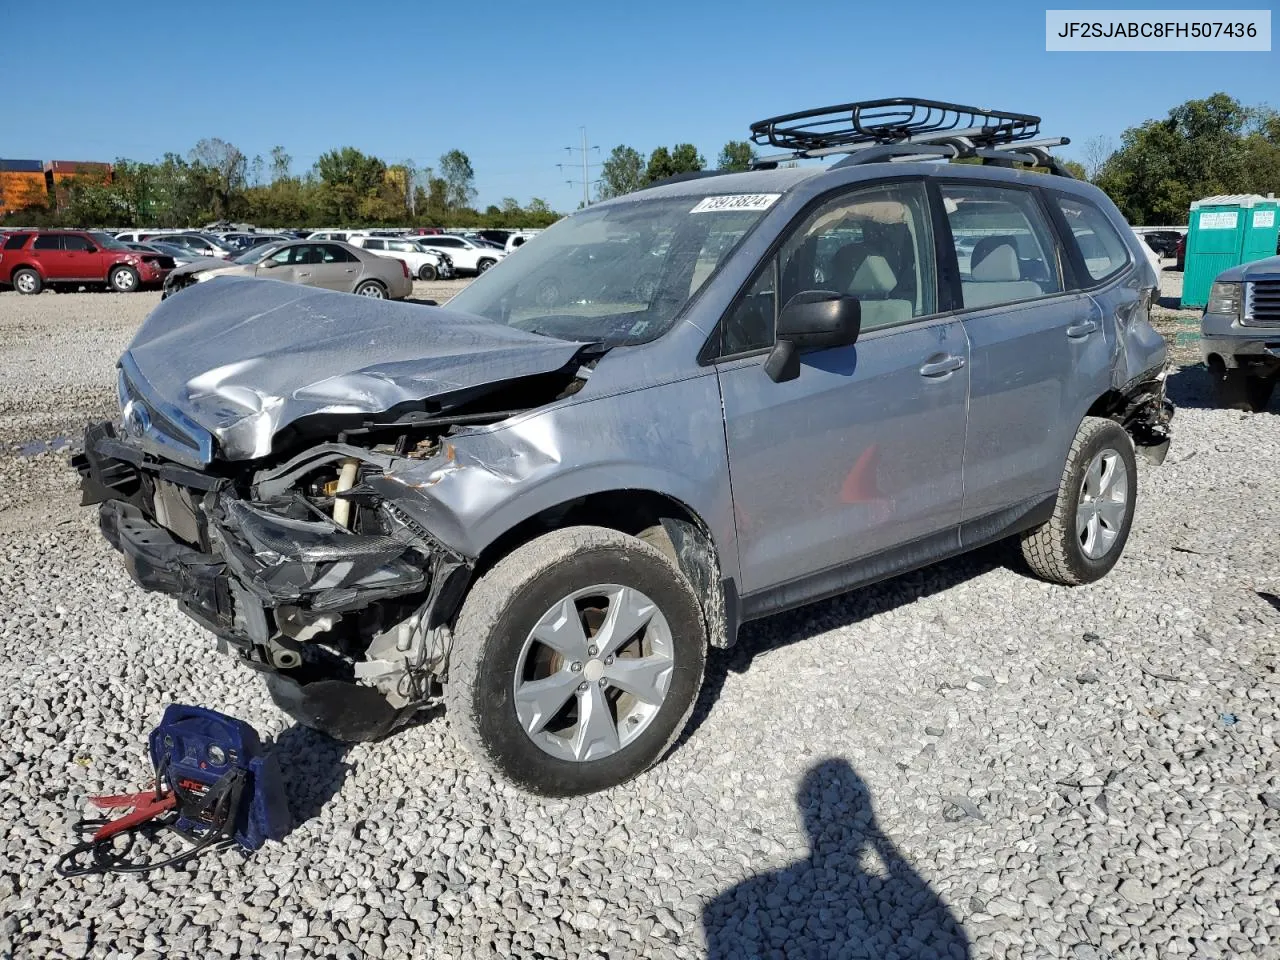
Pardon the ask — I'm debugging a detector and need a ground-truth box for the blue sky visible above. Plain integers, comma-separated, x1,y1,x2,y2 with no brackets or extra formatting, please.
10,1,1277,211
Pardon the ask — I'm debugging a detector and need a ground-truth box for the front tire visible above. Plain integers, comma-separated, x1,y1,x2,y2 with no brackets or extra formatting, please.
12,268,42,295
417,263,438,282
1021,417,1137,586
446,526,707,796
1210,365,1275,412
109,265,139,293
476,258,496,274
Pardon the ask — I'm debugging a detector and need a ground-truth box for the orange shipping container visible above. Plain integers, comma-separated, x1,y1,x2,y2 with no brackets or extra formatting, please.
43,160,113,210
0,170,49,215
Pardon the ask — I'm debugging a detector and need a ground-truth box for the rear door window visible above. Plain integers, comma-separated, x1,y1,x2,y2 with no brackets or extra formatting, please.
33,235,61,250
1053,194,1131,283
319,244,355,263
4,233,31,249
940,183,1063,309
364,239,386,250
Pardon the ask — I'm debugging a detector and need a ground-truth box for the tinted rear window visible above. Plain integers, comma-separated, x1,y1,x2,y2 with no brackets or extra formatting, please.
3,234,30,250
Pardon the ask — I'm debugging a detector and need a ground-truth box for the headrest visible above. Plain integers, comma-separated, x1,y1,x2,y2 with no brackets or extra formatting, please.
850,255,897,294
971,243,1019,282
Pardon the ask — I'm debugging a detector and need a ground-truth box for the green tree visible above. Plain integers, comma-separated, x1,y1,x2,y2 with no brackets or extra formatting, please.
189,138,247,219
1060,159,1088,180
717,140,757,172
598,145,645,199
1093,93,1279,225
645,144,705,183
438,149,477,210
270,146,292,184
314,147,387,222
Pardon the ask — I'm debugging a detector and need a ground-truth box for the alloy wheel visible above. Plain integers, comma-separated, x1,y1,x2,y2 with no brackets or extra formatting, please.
513,584,675,763
1076,449,1129,560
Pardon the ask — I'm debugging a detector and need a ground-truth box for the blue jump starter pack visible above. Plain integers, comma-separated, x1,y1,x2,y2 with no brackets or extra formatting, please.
59,704,292,876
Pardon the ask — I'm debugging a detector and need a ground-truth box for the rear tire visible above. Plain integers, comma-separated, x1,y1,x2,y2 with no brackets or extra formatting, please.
417,263,438,282
1021,417,1137,586
1210,364,1275,412
109,265,139,293
354,280,386,298
446,526,707,796
12,268,41,295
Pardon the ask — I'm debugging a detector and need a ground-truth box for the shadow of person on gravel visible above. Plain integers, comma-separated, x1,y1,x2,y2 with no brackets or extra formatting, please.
703,759,970,960
270,725,354,827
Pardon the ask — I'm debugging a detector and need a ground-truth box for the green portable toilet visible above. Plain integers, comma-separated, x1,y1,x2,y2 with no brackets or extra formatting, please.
1182,193,1280,308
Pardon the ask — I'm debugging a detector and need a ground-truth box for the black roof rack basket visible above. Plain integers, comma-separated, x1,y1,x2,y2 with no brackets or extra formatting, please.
750,98,1043,153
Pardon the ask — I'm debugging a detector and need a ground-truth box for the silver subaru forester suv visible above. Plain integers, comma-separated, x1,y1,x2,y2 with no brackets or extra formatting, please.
76,100,1171,795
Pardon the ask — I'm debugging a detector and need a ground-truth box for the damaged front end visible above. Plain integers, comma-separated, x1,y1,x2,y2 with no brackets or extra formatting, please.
76,282,601,741
79,426,471,741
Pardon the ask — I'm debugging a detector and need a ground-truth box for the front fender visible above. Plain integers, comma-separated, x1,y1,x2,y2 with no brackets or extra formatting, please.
367,373,740,581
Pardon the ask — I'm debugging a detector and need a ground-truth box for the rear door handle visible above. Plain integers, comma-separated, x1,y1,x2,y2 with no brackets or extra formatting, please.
1067,320,1099,339
298,272,312,278
919,355,966,377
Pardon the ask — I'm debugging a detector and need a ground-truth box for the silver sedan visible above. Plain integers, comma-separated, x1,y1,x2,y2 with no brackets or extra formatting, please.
162,239,415,300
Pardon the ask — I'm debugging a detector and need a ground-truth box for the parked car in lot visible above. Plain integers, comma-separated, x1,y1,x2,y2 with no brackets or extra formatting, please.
1141,230,1183,258
156,233,236,259
162,239,412,300
124,241,205,267
504,230,542,253
305,230,358,242
347,234,455,280
74,99,1170,796
414,234,505,274
1175,234,1187,271
1199,256,1280,411
2,230,173,293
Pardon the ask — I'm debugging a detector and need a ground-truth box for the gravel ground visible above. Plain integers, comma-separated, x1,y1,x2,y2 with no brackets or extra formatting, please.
1,268,1277,960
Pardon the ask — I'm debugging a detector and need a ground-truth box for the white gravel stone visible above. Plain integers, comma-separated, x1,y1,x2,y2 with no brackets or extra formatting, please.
0,270,1277,959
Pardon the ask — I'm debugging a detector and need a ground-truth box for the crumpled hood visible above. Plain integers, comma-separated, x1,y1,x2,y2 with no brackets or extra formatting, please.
123,276,589,462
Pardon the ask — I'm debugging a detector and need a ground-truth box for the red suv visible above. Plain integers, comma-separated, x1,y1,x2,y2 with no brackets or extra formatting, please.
1,230,174,294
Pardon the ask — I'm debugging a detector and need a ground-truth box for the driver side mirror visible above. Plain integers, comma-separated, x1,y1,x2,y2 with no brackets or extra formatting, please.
262,259,281,268
764,291,861,383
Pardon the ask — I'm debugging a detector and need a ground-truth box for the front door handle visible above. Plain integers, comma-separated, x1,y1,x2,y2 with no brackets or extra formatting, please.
1067,319,1099,339
919,354,965,377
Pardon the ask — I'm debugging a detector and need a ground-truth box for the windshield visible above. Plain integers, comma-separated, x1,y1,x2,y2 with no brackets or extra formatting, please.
446,196,770,346
233,242,284,264
90,232,130,251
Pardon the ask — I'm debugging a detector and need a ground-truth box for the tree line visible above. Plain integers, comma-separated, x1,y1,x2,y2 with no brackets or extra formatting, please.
597,140,758,200
1089,93,1280,225
1,140,560,230
5,95,1277,230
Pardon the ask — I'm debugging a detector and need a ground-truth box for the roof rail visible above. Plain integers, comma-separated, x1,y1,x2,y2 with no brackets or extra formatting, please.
748,98,1075,178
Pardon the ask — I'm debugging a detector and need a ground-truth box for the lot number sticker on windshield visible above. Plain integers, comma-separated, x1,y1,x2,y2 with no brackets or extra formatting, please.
690,194,781,214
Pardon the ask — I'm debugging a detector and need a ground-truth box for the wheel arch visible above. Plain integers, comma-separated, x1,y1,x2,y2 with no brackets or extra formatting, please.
7,262,42,282
465,488,737,649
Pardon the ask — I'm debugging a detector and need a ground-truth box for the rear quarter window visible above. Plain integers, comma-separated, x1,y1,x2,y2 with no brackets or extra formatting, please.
1053,194,1131,283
